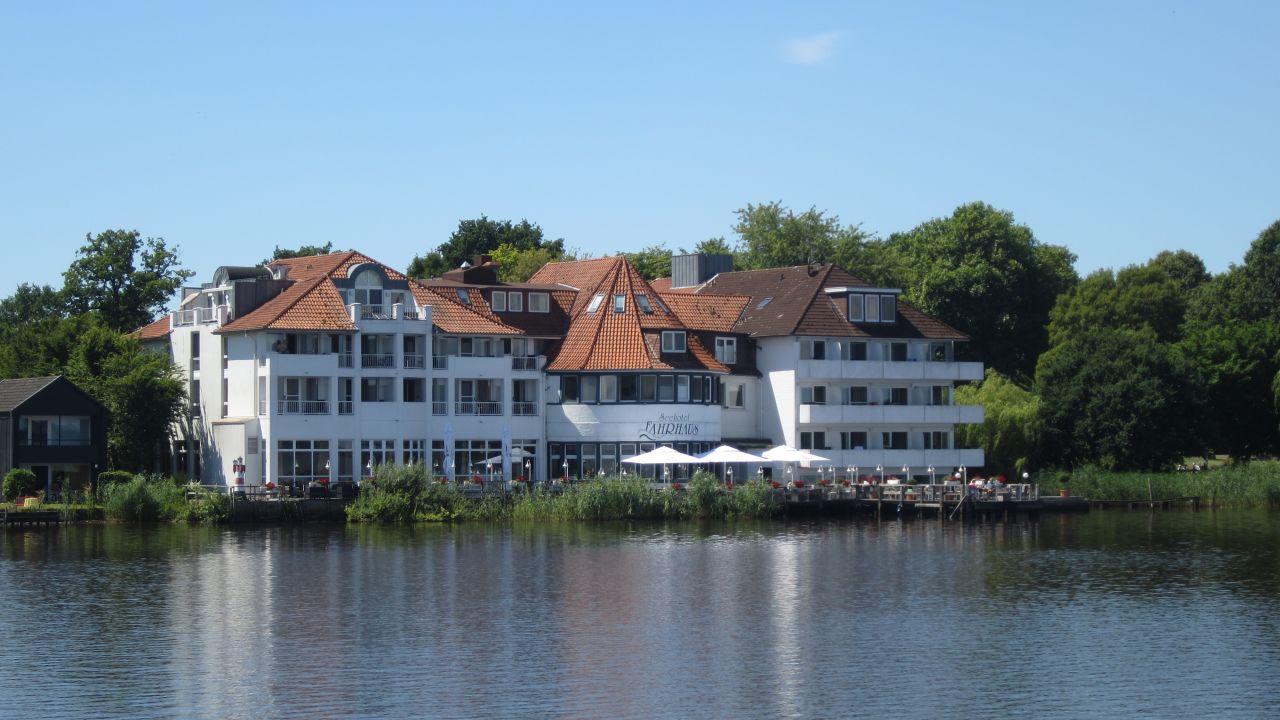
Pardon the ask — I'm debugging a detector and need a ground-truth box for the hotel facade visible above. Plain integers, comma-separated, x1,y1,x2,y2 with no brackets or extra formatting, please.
134,251,984,488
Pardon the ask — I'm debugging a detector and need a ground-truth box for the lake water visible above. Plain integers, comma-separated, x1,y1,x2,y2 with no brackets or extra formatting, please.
2,511,1279,719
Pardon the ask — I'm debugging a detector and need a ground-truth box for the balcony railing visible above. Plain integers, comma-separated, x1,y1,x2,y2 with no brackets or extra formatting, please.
362,353,394,368
432,401,448,416
511,356,539,370
404,354,426,369
432,356,448,370
278,400,330,415
455,401,503,416
512,401,538,416
338,353,353,368
19,438,91,447
171,305,227,327
338,401,353,415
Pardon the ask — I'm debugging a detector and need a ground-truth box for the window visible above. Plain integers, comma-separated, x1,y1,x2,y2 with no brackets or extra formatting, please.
619,375,638,402
845,386,868,405
580,375,598,404
529,292,549,313
930,386,951,406
653,295,670,314
800,386,827,405
360,439,396,474
841,431,868,450
714,337,736,364
923,431,950,449
508,292,523,312
190,332,200,371
891,342,908,362
353,267,385,316
882,431,909,449
865,296,880,323
613,295,625,313
848,294,864,322
722,382,744,408
361,377,394,402
403,439,428,465
842,341,867,361
599,375,617,403
191,379,201,416
457,289,471,305
800,339,826,360
661,331,686,353
432,378,448,415
676,375,690,403
658,375,675,402
800,432,827,450
561,375,579,403
690,375,703,402
278,440,331,485
886,387,908,406
403,378,426,402
757,297,773,309
929,342,948,362
635,294,653,313
880,295,896,324
491,291,506,312
339,378,354,414
586,293,605,313
640,375,657,402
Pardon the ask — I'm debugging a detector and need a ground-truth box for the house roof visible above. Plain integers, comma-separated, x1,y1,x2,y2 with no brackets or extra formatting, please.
410,281,525,336
0,377,58,412
131,314,172,341
536,256,729,373
695,264,968,341
657,293,749,333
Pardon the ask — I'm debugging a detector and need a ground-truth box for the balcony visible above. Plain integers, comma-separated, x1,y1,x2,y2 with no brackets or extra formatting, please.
807,448,987,469
171,305,228,327
797,359,984,382
338,353,353,368
404,354,426,369
432,401,448,416
278,400,330,415
362,353,394,369
455,401,503,416
798,404,984,425
433,356,448,370
512,401,538,416
338,401,353,415
511,356,543,371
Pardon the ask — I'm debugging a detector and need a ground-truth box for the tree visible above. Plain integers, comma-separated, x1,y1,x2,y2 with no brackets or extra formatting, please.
0,283,67,327
1035,328,1201,470
260,242,334,266
624,244,673,281
65,326,186,471
1148,249,1211,294
1047,264,1187,347
953,370,1042,476
62,229,193,333
490,243,571,283
883,202,1078,380
407,217,564,279
731,202,846,270
690,237,733,256
1179,322,1280,459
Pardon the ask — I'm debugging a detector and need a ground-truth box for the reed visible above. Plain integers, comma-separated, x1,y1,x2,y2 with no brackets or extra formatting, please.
1059,463,1280,507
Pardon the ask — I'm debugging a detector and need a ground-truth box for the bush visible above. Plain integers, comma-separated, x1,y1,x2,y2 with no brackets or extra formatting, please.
3,468,40,502
103,476,162,521
95,470,135,502
102,474,227,523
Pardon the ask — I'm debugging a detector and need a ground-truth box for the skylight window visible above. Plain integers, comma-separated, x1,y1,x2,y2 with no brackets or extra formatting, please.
457,289,470,305
586,293,605,313
635,294,653,313
613,294,625,313
757,297,773,309
653,295,670,314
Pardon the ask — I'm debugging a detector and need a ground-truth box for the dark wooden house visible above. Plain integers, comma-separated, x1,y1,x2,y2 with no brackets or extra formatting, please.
0,376,109,499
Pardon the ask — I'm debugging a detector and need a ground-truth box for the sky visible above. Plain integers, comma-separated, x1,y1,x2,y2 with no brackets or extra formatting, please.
2,1,1277,302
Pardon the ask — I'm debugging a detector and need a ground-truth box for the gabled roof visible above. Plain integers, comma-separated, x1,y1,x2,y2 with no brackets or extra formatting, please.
131,314,172,341
696,264,967,340
657,293,749,333
0,376,106,413
538,256,729,373
409,281,524,336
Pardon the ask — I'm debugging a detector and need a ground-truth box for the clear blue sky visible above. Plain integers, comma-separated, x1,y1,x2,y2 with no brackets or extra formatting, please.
3,1,1277,301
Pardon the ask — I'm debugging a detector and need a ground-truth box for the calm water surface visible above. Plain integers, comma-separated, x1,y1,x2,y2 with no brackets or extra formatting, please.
2,512,1279,719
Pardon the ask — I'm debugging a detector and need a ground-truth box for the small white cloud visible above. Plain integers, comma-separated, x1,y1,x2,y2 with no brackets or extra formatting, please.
785,31,841,65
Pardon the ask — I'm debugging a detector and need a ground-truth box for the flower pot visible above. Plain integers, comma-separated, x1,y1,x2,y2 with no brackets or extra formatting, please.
1059,488,1070,497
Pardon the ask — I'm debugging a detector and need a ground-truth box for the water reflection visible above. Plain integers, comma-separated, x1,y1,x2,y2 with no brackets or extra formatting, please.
1,512,1279,719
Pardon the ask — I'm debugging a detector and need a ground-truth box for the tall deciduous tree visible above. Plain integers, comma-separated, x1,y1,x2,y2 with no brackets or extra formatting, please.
1048,264,1187,347
1035,328,1201,470
624,244,673,281
260,242,334,265
1179,322,1280,459
730,202,859,270
62,229,193,333
407,217,564,279
0,283,67,326
490,243,572,283
953,370,1042,476
884,202,1077,380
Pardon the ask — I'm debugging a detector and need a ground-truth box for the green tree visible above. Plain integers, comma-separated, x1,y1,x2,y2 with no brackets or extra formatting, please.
731,202,848,270
883,202,1078,380
1179,322,1280,459
1048,264,1187,347
66,326,186,471
0,283,67,326
260,242,334,265
624,244,672,281
62,229,193,333
1035,328,1201,470
407,217,564,279
489,243,571,283
1148,249,1211,294
953,370,1042,476
691,237,733,255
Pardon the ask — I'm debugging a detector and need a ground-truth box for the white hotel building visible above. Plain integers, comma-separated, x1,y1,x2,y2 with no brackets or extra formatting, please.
134,251,983,488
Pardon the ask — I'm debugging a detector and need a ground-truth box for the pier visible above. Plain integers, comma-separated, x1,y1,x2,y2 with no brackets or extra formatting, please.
769,482,1090,518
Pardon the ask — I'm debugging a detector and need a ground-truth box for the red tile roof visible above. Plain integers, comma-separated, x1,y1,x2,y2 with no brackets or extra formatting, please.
131,314,172,340
657,293,749,333
218,274,358,334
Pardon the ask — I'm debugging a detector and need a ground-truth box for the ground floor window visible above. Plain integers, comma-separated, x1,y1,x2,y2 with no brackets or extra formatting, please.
361,439,396,476
547,441,714,481
403,439,428,465
278,440,330,486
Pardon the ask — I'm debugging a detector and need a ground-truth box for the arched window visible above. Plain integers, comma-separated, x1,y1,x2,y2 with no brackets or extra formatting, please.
351,266,385,316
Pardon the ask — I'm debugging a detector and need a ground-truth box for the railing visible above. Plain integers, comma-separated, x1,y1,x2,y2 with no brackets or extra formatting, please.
512,401,538,416
18,438,91,447
278,400,330,415
432,356,448,369
338,353,353,368
404,354,425,369
455,401,502,416
362,353,394,368
511,356,538,370
172,305,226,327
432,401,448,416
360,305,387,319
338,401,353,415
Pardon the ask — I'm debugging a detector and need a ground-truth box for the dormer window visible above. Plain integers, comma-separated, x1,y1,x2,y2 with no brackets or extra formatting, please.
353,266,385,316
635,294,653,313
661,331,686,353
586,293,605,313
848,292,896,324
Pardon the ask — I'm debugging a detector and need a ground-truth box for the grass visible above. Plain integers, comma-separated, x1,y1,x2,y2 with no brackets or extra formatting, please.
1047,462,1280,507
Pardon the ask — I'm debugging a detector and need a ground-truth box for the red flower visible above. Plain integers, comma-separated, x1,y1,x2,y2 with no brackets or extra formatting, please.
771,481,781,489
794,480,805,488
841,479,851,487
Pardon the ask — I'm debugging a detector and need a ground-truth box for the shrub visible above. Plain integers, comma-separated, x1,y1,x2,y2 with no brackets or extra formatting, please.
3,468,40,502
96,470,135,501
103,476,161,522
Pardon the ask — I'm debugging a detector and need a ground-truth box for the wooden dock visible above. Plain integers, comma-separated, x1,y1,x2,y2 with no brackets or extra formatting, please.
1,508,63,526
770,483,1089,518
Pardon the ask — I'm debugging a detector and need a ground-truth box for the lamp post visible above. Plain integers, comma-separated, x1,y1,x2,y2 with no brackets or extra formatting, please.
928,465,935,485
902,464,910,482
524,460,531,483
960,465,967,483
726,466,733,486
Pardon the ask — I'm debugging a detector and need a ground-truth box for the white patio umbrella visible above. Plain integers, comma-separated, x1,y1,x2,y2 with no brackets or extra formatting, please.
622,446,705,484
759,445,830,463
696,445,768,463
474,448,534,465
